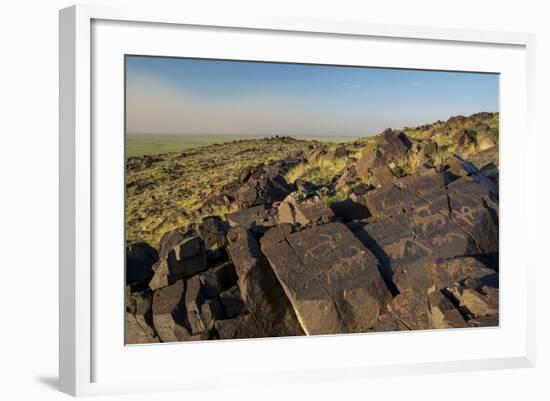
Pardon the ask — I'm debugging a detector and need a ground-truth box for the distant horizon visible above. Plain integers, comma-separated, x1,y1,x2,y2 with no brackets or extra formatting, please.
126,56,499,137
126,110,498,138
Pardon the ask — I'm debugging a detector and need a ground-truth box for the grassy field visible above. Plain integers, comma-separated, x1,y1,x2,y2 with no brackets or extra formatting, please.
126,134,361,157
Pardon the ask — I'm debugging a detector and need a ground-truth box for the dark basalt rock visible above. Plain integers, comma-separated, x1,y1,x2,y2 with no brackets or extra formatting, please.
126,242,158,290
151,280,190,342
197,216,228,251
260,222,391,335
325,145,347,160
199,261,238,299
295,179,318,196
125,290,159,344
443,283,499,321
329,198,371,222
149,228,207,290
428,290,468,329
197,216,229,263
277,193,335,228
370,311,409,332
226,226,303,336
226,204,277,235
214,314,264,339
184,275,208,334
218,285,247,319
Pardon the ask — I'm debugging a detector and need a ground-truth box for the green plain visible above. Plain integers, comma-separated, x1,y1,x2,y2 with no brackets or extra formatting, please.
126,134,362,157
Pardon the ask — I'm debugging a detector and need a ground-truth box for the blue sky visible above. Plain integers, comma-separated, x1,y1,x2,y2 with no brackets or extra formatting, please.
126,56,499,137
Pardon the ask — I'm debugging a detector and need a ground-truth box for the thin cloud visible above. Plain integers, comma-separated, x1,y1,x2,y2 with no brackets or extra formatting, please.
338,83,362,89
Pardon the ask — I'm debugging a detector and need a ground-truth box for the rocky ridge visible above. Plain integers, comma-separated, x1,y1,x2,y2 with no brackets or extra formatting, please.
125,112,499,343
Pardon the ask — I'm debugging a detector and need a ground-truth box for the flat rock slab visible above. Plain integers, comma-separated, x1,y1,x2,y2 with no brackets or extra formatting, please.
226,226,303,337
226,204,277,234
260,222,391,335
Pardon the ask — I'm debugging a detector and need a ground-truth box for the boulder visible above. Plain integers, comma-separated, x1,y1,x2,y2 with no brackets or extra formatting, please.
325,145,347,160
226,204,277,235
233,164,295,208
199,261,238,298
295,179,318,196
443,283,499,321
125,290,159,344
126,312,160,344
214,314,265,339
351,183,422,219
425,256,498,291
126,242,158,290
428,291,468,329
199,299,224,332
197,216,228,257
149,228,207,290
277,193,335,227
184,275,208,334
370,311,409,332
151,280,190,342
218,285,247,318
446,177,499,260
378,129,411,157
387,271,430,330
226,226,303,336
260,222,391,335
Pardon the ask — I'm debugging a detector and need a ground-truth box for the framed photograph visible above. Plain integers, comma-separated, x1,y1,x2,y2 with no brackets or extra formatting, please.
59,4,536,396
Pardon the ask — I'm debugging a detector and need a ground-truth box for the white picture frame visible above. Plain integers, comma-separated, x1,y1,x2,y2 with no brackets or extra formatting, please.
59,3,536,397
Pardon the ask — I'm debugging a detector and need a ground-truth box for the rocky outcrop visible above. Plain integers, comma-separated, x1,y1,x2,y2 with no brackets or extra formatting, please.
126,112,500,343
356,129,411,187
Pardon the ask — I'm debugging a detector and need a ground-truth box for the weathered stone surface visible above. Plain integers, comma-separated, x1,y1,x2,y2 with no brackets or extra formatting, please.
227,226,303,336
444,283,498,320
226,204,277,235
126,242,158,290
200,299,224,332
231,163,295,208
370,311,409,332
199,261,237,298
125,290,159,344
277,193,335,227
214,314,264,339
428,291,468,329
468,314,500,327
151,280,189,342
425,257,498,291
350,175,499,280
388,272,430,330
446,177,499,260
356,130,411,187
469,145,499,172
184,275,208,334
351,184,422,219
260,222,391,335
126,312,160,344
197,216,228,254
149,228,207,290
218,285,247,318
